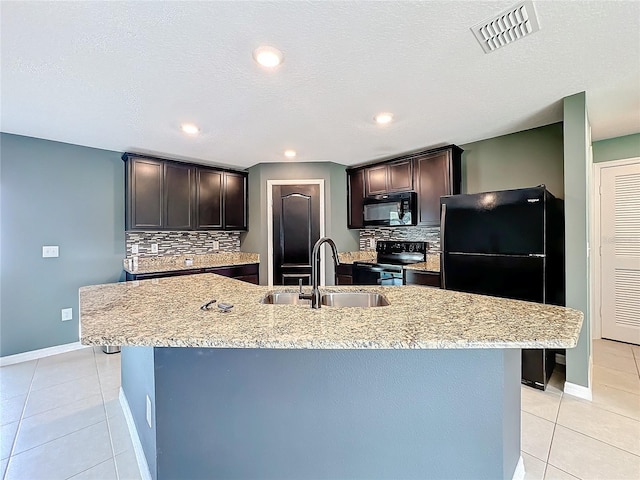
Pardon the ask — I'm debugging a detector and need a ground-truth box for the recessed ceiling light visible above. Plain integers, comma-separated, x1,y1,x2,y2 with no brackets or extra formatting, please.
253,46,284,68
374,112,394,125
181,123,200,135
284,149,296,159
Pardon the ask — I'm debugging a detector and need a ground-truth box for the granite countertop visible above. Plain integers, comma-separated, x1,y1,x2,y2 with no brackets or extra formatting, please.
338,251,440,273
123,252,259,275
403,253,440,273
337,251,377,264
80,274,582,350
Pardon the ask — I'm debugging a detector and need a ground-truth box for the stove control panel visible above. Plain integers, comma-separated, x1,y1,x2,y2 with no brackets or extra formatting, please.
376,241,428,255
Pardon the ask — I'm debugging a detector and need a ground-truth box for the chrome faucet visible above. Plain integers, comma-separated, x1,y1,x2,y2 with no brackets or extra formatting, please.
299,237,340,309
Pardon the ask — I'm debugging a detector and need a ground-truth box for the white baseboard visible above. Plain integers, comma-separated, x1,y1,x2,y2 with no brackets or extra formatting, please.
0,341,88,366
564,354,593,401
119,388,152,480
564,381,593,400
512,455,525,480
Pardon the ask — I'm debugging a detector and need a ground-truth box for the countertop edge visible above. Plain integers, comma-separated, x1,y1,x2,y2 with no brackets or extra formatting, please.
123,259,258,275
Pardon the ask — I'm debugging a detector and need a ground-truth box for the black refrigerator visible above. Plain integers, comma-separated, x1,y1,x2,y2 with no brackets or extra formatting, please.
440,186,565,390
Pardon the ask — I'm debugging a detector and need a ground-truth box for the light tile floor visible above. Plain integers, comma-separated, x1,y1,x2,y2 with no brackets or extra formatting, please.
1,340,639,479
522,339,640,480
1,347,139,480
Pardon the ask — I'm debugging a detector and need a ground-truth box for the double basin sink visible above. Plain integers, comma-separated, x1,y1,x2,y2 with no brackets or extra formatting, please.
261,292,390,308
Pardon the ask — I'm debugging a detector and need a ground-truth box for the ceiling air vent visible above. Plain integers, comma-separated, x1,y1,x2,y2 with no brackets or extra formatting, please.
471,0,540,53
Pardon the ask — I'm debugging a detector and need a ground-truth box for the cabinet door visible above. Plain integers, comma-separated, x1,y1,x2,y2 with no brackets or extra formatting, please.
196,168,223,229
164,163,194,230
404,270,441,287
387,160,413,192
347,169,365,229
366,165,388,195
223,172,247,230
414,151,452,226
335,264,353,285
128,157,163,229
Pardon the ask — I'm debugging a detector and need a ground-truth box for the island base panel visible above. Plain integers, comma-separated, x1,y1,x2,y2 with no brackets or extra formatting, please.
122,347,521,480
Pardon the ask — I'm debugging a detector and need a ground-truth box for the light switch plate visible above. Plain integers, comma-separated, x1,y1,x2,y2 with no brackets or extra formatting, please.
368,238,376,249
151,243,158,254
212,240,220,250
61,308,72,321
42,246,59,258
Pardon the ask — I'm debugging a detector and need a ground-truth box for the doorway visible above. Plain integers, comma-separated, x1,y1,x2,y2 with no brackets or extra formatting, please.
267,180,325,287
595,158,640,345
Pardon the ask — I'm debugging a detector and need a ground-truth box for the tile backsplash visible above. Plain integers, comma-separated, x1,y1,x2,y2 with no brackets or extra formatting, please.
125,231,241,257
359,226,440,251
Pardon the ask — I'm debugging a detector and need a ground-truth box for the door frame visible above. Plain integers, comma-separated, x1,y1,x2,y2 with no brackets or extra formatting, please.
591,156,640,340
267,179,325,288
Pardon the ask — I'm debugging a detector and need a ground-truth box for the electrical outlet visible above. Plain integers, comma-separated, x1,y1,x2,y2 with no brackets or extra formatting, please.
146,395,152,428
151,243,158,254
61,308,73,321
212,240,220,250
42,246,59,258
368,238,376,249
131,244,139,254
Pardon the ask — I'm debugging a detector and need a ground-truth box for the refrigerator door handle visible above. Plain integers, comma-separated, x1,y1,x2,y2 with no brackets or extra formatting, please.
440,203,447,289
528,254,546,258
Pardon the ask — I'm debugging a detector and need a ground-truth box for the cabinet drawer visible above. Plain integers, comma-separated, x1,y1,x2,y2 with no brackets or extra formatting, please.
404,270,441,288
205,263,259,282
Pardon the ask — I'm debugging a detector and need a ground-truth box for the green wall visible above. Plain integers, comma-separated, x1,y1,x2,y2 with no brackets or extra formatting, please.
0,133,125,357
461,123,564,198
242,162,358,285
562,92,591,388
593,133,640,163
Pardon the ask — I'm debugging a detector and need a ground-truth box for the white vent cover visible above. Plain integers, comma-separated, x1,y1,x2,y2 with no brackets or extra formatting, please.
471,0,540,53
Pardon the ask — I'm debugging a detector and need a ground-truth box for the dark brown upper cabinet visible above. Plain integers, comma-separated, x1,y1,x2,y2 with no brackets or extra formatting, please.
345,145,462,229
413,147,462,226
195,168,223,229
347,169,365,229
365,165,388,195
124,153,248,231
126,156,164,230
164,162,195,230
364,160,412,196
223,172,248,230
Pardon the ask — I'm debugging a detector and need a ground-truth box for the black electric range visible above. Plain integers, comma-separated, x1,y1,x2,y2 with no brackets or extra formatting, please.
352,241,428,285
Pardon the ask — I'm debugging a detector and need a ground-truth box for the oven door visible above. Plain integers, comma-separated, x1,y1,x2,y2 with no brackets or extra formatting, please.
352,263,403,286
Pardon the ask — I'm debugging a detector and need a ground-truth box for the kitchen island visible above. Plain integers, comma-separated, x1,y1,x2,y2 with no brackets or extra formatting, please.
80,274,582,480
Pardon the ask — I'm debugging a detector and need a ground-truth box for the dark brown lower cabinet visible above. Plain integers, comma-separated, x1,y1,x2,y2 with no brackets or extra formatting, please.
335,264,353,285
403,270,441,288
126,263,259,284
204,264,258,284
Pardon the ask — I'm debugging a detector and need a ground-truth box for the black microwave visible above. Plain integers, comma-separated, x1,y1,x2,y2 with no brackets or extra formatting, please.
363,192,417,227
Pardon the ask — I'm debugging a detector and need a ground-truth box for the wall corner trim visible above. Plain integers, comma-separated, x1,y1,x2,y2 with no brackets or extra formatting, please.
0,341,87,366
119,388,153,480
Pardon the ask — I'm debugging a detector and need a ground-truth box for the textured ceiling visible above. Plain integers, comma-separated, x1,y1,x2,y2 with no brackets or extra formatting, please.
1,1,639,169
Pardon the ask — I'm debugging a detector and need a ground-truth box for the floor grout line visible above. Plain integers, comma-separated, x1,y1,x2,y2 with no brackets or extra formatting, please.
3,341,640,480
3,358,39,480
97,348,122,480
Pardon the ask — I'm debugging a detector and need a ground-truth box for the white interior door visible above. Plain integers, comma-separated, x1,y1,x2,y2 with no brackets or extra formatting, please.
600,160,640,345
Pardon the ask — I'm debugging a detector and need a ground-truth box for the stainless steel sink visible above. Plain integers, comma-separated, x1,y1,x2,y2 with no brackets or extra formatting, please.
320,292,390,307
260,292,311,305
261,291,390,307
